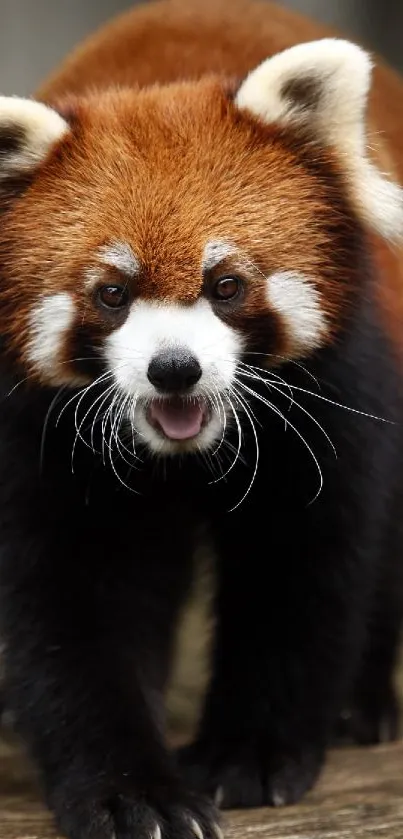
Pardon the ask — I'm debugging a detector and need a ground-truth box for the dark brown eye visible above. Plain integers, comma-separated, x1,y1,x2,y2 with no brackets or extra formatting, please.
211,276,242,301
98,285,129,309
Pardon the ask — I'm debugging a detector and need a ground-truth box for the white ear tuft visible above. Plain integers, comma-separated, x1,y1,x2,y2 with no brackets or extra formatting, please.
0,97,69,178
236,39,372,142
235,39,403,241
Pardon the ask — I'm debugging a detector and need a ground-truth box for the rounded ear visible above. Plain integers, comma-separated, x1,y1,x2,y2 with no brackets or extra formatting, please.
0,97,69,180
235,39,403,242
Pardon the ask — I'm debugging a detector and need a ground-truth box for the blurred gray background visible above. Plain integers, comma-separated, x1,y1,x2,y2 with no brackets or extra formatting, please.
0,0,402,96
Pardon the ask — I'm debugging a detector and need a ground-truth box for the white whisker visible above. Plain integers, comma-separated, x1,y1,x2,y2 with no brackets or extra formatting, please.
209,392,243,484
89,384,118,455
106,396,138,493
113,394,139,468
277,382,392,424
237,371,337,459
234,379,324,504
226,386,259,512
55,370,112,427
73,373,115,451
70,377,117,472
243,351,321,390
39,386,67,472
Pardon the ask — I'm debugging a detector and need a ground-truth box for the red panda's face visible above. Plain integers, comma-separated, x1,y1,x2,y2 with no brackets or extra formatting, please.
0,40,402,455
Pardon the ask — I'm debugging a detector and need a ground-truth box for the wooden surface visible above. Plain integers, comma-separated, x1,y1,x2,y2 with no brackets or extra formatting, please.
2,735,403,839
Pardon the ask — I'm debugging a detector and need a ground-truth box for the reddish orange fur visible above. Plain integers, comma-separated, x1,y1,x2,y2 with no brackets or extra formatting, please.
36,0,403,179
1,0,403,375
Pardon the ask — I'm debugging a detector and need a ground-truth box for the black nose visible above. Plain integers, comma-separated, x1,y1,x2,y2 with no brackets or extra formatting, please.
147,349,202,393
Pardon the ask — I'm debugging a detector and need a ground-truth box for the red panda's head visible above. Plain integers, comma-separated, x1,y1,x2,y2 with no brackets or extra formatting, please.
0,39,402,455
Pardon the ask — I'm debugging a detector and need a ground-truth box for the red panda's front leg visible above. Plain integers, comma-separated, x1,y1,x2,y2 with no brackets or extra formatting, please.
0,435,220,839
177,458,395,809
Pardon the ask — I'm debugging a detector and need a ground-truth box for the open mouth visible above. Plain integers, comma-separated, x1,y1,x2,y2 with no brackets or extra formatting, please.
147,397,210,441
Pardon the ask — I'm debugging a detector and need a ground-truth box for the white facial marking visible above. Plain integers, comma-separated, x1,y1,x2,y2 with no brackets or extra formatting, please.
84,267,102,290
99,241,140,276
267,271,327,356
28,292,76,382
105,298,243,454
235,39,403,241
0,97,68,175
84,243,140,290
202,239,238,272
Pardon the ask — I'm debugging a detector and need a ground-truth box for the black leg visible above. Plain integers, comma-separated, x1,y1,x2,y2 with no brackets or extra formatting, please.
0,459,219,839
334,600,402,746
0,688,5,727
334,494,403,748
177,475,389,808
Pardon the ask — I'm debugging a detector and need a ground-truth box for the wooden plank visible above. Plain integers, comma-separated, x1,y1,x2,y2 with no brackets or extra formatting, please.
2,739,403,839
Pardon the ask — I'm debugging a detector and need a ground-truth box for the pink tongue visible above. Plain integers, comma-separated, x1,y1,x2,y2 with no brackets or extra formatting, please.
150,400,204,440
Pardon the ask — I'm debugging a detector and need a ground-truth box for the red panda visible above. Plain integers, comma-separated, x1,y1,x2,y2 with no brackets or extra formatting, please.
1,1,403,837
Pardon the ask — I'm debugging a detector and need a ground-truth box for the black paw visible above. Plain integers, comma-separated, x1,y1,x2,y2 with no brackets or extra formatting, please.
176,739,324,808
50,783,222,839
333,686,399,746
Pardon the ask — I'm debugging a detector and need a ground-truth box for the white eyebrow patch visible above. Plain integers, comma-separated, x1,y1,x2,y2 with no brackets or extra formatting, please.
27,292,75,381
99,241,140,276
84,242,140,290
267,270,328,356
202,239,238,272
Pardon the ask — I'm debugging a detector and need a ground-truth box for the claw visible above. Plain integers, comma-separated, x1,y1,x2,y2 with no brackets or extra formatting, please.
272,791,286,807
214,787,224,808
152,824,162,839
190,818,204,839
213,823,224,839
